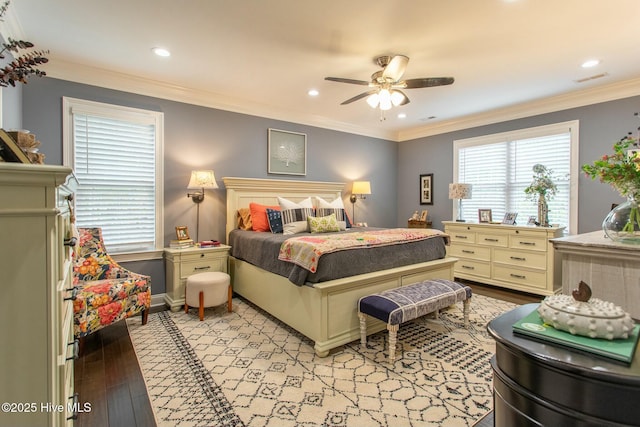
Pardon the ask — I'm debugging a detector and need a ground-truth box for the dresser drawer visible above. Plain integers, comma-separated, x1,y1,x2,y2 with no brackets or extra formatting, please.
454,258,491,278
493,248,547,270
448,244,491,261
181,257,226,276
477,232,508,247
509,234,548,252
493,265,547,289
448,229,476,244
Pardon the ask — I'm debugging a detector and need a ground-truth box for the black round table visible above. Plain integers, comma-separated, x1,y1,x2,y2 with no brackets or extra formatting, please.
487,303,640,427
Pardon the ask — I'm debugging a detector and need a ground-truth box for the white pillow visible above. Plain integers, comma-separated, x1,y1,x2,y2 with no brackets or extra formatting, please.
277,196,315,234
315,197,347,230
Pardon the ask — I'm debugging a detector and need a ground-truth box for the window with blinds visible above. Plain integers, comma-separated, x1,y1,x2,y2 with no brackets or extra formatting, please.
453,121,578,233
63,97,164,254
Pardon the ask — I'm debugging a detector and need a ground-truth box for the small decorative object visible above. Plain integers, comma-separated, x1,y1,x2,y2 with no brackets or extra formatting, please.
409,210,419,220
502,212,517,225
0,128,30,163
7,130,44,164
478,209,492,223
420,174,433,205
419,210,428,221
527,215,538,226
268,128,306,175
0,1,49,87
524,164,557,227
583,131,640,243
538,281,634,340
175,226,191,241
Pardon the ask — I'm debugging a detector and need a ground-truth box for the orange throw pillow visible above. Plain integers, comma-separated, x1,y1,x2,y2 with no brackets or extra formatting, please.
249,203,280,232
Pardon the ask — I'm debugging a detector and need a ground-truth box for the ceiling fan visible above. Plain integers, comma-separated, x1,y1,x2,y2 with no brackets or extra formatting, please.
325,55,454,111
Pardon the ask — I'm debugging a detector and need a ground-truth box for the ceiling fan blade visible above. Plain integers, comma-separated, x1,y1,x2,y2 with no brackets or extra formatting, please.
402,77,455,89
340,90,378,105
325,77,370,86
382,55,409,82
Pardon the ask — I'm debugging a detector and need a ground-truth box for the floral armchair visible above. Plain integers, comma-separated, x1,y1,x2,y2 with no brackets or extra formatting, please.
73,227,151,340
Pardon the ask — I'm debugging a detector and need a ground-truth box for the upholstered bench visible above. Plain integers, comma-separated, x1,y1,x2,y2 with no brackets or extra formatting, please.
358,279,472,360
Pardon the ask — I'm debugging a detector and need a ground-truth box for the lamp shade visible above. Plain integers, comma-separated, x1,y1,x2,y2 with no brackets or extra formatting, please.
187,170,218,189
448,183,472,200
352,181,372,195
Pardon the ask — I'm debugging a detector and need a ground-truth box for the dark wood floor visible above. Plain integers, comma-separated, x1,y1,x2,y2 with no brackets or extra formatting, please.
73,283,539,427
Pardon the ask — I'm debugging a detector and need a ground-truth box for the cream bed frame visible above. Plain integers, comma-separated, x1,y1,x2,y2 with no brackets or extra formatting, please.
223,177,456,357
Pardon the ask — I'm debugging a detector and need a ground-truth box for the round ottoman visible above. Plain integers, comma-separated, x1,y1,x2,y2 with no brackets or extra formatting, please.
184,271,232,320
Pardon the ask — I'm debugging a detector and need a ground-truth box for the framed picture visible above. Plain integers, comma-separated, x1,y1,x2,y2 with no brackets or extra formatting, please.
502,212,518,225
0,129,31,163
419,173,433,205
419,210,428,221
527,215,538,225
268,128,307,175
175,226,191,241
478,209,492,223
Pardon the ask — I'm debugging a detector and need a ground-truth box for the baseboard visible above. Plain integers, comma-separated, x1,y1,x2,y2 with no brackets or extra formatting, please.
151,293,166,308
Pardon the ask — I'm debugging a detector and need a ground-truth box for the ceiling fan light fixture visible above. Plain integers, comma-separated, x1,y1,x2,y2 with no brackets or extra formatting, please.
366,93,380,108
390,90,405,107
378,89,392,110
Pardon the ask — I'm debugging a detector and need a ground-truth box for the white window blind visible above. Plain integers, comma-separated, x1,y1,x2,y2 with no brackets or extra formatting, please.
454,121,578,233
63,98,164,254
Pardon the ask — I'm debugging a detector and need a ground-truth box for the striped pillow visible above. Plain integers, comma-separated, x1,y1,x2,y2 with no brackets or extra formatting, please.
281,207,315,234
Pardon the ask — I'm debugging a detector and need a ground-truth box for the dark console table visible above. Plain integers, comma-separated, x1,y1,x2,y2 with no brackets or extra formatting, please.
486,304,640,426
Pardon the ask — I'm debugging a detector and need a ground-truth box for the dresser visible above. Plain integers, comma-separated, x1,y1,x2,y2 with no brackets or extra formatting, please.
0,163,78,426
164,245,231,311
443,221,564,296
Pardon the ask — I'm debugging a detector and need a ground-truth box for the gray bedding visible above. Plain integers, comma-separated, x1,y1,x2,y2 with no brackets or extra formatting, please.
229,228,448,286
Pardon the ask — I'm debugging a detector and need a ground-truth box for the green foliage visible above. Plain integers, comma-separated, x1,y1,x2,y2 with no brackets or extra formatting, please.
582,135,640,198
524,164,557,201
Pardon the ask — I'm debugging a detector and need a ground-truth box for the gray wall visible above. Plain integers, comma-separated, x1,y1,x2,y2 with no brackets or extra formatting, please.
20,77,398,294
397,95,640,234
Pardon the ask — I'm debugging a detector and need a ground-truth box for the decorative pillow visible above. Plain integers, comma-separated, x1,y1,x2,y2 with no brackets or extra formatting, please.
308,213,340,233
266,208,283,233
277,196,315,234
281,207,315,234
237,208,252,230
316,197,348,230
249,202,280,232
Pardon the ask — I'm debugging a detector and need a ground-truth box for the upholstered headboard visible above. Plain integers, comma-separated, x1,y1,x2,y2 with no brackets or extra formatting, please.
222,177,345,243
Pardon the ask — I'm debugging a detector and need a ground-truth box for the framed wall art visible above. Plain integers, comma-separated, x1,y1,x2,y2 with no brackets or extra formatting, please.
0,129,31,163
268,128,307,176
419,173,433,205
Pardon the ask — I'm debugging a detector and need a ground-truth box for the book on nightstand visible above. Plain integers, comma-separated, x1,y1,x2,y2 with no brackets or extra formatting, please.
512,309,640,364
170,239,194,248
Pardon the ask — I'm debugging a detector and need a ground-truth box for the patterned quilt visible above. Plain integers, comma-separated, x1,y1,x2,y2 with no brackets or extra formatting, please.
278,228,449,273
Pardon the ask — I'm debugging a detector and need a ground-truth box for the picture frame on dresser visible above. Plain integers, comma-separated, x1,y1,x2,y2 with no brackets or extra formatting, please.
478,209,492,223
419,173,433,205
0,129,31,163
502,212,518,225
268,128,307,176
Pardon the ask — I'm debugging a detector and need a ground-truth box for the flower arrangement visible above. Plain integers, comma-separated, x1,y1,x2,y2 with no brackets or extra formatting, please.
524,164,557,201
581,134,640,198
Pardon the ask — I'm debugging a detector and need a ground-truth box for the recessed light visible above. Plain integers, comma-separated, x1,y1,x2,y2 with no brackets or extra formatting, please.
308,89,319,96
152,47,171,57
582,59,600,68
397,113,407,119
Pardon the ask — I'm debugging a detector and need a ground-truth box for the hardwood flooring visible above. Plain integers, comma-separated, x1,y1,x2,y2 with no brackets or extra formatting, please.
73,284,539,427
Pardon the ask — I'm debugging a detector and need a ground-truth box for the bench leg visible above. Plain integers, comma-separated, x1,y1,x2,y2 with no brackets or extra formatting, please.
198,291,204,321
388,323,399,361
463,297,471,328
358,312,367,348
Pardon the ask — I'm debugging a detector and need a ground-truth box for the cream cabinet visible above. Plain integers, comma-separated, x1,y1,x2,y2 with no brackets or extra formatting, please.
0,163,78,426
164,245,231,311
443,221,564,296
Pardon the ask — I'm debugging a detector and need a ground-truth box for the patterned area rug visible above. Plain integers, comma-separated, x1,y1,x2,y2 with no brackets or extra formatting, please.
127,294,516,427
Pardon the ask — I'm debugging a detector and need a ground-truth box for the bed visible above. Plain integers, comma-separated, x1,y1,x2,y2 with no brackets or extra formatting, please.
223,177,457,357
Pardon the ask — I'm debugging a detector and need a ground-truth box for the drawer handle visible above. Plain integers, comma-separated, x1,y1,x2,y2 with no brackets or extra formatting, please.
510,273,526,279
510,256,526,261
455,235,468,239
64,287,78,301
66,339,79,361
484,238,499,242
64,236,77,247
67,393,79,420
519,241,536,246
461,250,475,254
194,266,211,271
461,265,475,270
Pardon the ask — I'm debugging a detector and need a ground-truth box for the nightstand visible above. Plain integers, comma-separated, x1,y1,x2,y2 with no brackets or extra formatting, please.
164,244,231,311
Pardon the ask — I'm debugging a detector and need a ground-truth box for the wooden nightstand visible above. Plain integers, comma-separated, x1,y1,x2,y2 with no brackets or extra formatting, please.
164,245,231,311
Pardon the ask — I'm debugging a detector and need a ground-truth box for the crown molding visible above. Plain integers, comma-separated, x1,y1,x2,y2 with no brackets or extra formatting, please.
397,77,640,141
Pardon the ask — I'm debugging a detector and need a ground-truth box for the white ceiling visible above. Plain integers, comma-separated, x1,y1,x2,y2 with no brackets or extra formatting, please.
5,0,640,141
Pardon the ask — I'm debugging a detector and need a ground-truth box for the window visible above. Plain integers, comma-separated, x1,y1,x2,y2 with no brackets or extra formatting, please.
453,121,578,233
63,97,164,255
